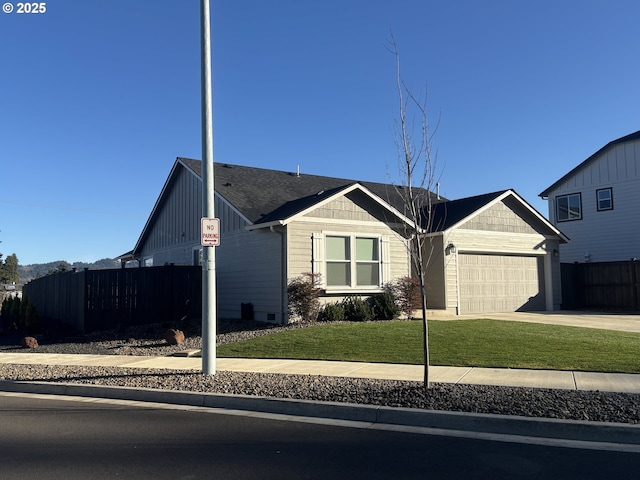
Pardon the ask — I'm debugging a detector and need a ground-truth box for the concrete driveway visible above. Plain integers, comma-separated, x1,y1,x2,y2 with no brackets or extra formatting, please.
430,310,640,333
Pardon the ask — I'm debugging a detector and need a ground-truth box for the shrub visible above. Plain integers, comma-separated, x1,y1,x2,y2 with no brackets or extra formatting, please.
287,272,322,323
317,302,345,322
391,276,423,319
1,296,12,318
23,298,41,334
19,296,28,321
342,296,373,322
9,296,21,323
1,296,13,330
370,291,400,320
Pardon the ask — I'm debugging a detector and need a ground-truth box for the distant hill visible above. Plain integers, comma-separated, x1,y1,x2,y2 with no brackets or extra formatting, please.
18,258,120,285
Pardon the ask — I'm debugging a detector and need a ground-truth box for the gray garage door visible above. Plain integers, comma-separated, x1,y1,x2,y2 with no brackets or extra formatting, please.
458,254,545,314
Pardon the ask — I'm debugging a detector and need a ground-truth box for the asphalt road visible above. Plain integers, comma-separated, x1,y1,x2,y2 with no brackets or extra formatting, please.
0,393,637,480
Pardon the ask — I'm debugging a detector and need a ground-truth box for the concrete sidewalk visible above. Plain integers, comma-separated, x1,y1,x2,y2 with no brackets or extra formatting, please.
1,352,639,394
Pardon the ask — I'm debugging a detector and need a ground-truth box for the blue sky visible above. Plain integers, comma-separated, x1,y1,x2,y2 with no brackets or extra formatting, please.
1,0,639,266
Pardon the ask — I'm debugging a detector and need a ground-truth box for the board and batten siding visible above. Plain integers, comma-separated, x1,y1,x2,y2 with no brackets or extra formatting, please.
137,168,250,266
137,167,203,266
135,166,282,321
547,140,640,263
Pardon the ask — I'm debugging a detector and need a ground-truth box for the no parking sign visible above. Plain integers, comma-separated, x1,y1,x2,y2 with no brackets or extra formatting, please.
201,218,220,246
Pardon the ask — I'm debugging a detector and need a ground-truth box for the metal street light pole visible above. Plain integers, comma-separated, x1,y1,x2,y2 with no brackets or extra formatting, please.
200,0,216,374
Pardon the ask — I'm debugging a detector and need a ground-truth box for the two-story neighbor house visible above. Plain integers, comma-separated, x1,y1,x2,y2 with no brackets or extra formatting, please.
124,158,566,322
539,130,640,263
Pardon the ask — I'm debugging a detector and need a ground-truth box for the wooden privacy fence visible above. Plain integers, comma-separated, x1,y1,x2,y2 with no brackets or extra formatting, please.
561,260,640,311
23,265,202,333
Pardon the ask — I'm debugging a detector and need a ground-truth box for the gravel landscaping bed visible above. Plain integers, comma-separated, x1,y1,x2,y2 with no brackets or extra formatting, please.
0,319,639,424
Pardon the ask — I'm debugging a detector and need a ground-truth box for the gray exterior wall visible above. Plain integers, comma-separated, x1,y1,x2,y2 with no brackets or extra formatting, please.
136,183,413,323
137,166,203,266
135,166,286,322
287,191,411,308
545,139,640,263
460,199,540,234
424,234,446,309
438,200,562,313
216,228,284,322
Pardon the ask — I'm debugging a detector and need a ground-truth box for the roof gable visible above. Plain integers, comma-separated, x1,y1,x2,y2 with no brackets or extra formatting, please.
539,130,640,198
429,191,506,232
427,190,568,242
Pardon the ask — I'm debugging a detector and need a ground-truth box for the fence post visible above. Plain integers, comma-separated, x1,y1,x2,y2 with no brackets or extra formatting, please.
632,258,639,311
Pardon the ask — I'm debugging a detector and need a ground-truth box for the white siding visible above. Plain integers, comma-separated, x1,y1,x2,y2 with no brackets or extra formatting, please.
547,140,640,263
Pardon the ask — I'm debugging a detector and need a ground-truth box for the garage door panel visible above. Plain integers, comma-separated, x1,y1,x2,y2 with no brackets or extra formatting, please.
459,254,545,314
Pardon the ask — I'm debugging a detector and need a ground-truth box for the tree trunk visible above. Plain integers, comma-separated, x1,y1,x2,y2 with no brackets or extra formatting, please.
420,279,429,388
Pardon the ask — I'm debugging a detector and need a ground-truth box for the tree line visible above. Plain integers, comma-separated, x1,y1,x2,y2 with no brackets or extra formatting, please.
0,253,19,285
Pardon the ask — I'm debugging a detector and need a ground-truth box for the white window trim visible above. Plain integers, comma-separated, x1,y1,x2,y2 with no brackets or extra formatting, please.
312,232,390,293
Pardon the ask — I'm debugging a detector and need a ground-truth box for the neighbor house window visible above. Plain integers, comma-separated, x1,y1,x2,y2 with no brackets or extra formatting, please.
143,256,154,267
556,193,582,222
325,235,381,287
597,188,613,211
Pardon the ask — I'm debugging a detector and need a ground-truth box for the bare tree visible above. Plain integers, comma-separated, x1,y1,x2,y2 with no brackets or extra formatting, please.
390,33,440,389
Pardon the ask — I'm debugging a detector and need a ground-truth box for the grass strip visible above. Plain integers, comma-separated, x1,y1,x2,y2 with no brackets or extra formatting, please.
216,319,640,373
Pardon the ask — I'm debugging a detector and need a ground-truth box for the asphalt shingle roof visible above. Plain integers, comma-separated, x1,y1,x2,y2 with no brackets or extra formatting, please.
179,158,441,225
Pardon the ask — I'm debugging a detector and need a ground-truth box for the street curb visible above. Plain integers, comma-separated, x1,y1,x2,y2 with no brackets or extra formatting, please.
1,380,639,445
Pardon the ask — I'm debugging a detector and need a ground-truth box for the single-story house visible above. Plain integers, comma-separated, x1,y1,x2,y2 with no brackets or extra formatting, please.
124,158,567,322
539,130,640,263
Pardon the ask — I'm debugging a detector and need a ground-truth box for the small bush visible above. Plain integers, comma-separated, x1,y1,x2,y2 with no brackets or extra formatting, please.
1,296,14,331
287,272,322,323
24,298,41,334
1,296,13,318
9,296,21,323
370,291,400,320
342,296,373,322
391,276,423,319
318,302,345,322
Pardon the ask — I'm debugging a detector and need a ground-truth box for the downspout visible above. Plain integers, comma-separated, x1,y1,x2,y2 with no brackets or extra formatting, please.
270,225,288,324
544,240,554,311
454,245,461,315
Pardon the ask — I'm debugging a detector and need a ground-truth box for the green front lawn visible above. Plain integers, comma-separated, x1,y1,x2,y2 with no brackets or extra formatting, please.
217,319,640,373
